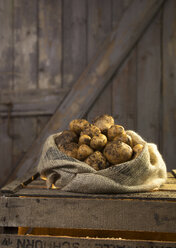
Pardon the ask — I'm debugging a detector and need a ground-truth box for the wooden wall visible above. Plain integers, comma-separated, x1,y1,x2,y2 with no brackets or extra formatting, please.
0,0,175,187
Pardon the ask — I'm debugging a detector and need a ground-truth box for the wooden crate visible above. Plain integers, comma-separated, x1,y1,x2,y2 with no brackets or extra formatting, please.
0,169,176,248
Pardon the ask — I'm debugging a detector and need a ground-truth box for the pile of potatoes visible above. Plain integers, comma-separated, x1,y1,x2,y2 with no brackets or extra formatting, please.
55,115,144,171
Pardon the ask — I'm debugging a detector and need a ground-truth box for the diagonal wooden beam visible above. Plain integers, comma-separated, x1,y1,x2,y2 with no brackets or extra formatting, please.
8,0,165,183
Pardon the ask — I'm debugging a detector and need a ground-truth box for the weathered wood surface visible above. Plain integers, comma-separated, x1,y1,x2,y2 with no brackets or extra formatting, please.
0,89,69,116
1,0,176,189
86,0,112,121
162,0,176,170
1,167,38,194
0,0,13,90
112,50,137,130
11,188,176,201
0,195,175,232
111,0,136,129
136,11,161,145
38,0,62,89
13,0,38,91
63,0,87,88
0,234,176,248
0,118,13,188
8,0,165,181
0,0,13,189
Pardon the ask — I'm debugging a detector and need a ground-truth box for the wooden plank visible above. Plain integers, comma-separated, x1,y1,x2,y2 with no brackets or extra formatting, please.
112,0,132,28
0,196,175,232
1,167,38,194
0,0,13,90
137,11,161,145
10,0,165,181
63,0,87,87
112,50,137,129
13,0,38,90
38,0,62,89
36,116,50,137
162,0,176,171
0,234,176,248
167,172,175,178
166,177,176,184
160,184,176,191
10,0,38,186
87,0,112,61
0,89,68,116
86,0,112,121
111,0,137,130
0,0,13,188
11,117,37,169
11,188,176,201
0,118,12,188
172,170,176,178
86,84,112,122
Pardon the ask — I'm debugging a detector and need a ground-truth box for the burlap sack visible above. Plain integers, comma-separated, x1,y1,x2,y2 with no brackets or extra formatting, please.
37,130,167,194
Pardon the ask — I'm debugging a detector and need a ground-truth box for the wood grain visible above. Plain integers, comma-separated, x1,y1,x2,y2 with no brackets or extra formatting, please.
0,234,176,248
13,0,38,90
9,0,165,181
0,118,12,188
0,89,69,116
63,0,87,87
0,0,13,90
112,50,137,130
38,0,62,89
111,0,136,130
0,0,13,188
87,0,112,121
10,0,40,189
162,0,176,171
137,11,161,145
0,195,175,232
11,117,37,169
1,167,38,193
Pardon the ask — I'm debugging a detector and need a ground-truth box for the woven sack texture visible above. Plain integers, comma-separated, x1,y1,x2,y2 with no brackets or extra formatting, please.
37,130,167,194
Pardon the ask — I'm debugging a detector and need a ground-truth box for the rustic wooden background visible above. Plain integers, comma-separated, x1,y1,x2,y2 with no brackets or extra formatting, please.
0,0,175,187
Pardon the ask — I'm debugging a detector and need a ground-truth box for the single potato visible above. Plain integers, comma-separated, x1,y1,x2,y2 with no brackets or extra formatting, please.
107,125,125,141
55,130,78,146
85,151,107,171
58,142,79,159
133,144,144,158
93,114,114,134
77,144,94,161
104,140,133,165
69,119,90,134
126,134,133,147
78,134,91,146
80,124,101,138
90,134,107,150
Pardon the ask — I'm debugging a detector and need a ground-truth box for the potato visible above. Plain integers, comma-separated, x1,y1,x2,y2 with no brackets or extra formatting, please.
69,119,90,135
55,130,78,146
90,134,107,150
133,144,144,158
77,144,94,160
93,114,114,134
58,142,79,159
78,134,91,146
85,151,107,171
107,125,125,141
126,134,133,147
103,140,133,165
80,124,101,138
